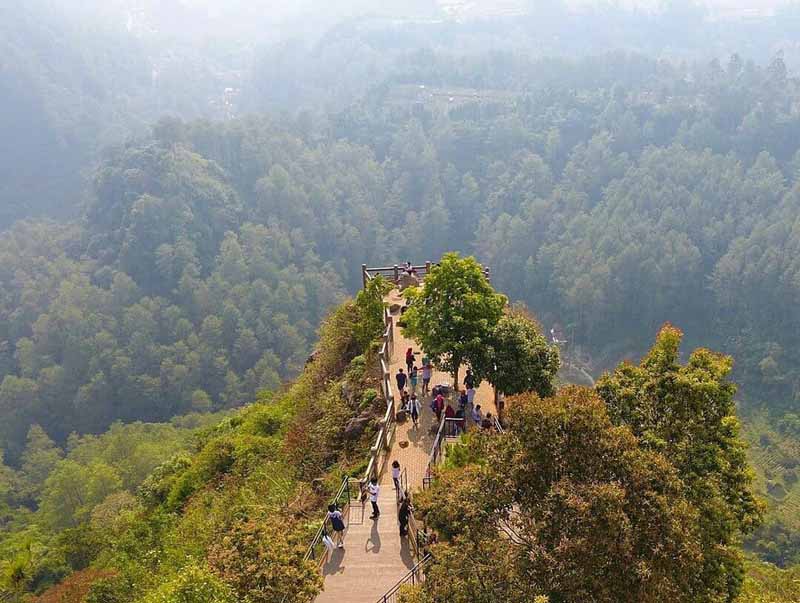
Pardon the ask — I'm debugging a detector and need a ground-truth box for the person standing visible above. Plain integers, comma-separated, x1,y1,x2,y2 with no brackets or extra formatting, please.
410,393,421,427
391,460,402,495
327,504,346,548
396,368,407,392
405,347,415,373
471,403,483,427
464,369,476,407
409,365,419,394
368,478,380,519
398,496,413,537
433,393,445,422
459,389,469,411
421,362,432,396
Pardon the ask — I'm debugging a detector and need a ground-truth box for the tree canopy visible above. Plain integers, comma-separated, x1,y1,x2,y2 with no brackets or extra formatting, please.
416,387,711,603
401,253,507,386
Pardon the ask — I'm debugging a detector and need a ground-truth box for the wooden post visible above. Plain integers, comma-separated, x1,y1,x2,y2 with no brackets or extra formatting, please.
425,261,431,277
362,264,368,289
393,264,399,284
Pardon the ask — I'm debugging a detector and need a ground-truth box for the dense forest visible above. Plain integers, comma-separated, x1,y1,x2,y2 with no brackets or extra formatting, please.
4,0,800,600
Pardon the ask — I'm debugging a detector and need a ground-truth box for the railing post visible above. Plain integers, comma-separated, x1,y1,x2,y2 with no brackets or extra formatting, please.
393,264,399,283
362,264,368,289
425,261,431,276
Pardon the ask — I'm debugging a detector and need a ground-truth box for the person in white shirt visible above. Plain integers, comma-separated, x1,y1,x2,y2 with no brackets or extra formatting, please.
391,460,401,495
421,363,432,395
471,403,483,426
368,478,380,519
409,393,421,428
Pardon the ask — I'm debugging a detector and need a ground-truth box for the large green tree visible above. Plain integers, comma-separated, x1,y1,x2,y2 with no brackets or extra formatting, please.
416,387,707,603
596,325,764,601
402,253,507,387
478,307,560,398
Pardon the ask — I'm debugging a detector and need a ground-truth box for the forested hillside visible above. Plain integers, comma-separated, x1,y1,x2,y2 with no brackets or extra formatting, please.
4,50,800,565
0,282,388,602
5,1,800,596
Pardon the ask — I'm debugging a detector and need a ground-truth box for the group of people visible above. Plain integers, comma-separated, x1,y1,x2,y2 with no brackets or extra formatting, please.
321,347,498,556
397,354,497,433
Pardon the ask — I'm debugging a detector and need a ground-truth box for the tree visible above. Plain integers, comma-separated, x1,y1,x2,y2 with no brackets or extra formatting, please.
402,253,506,387
19,425,63,502
353,275,393,349
478,307,560,398
596,325,764,602
39,461,122,530
415,387,707,603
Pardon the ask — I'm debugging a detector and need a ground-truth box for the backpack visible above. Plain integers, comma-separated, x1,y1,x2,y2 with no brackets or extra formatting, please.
331,515,345,532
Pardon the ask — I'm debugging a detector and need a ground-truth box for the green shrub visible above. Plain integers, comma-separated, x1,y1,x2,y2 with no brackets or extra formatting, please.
139,454,193,506
360,388,379,411
166,439,235,509
141,564,235,603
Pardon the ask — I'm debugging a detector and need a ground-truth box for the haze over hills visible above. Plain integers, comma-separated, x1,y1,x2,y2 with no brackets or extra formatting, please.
3,1,800,602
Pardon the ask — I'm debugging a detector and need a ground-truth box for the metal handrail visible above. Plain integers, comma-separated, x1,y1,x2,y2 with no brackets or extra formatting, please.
493,415,505,433
423,414,448,489
375,554,432,603
304,475,353,563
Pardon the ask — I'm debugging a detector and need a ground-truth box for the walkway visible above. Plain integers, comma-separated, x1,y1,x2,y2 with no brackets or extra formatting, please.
314,290,496,603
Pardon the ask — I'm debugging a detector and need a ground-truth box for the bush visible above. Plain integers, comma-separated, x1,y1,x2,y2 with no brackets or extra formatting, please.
360,389,379,411
208,519,322,603
166,439,235,509
138,454,192,506
142,564,235,603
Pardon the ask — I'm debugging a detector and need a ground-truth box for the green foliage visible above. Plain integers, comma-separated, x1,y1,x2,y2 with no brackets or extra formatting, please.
142,564,235,603
597,326,765,601
165,439,235,510
39,461,122,530
403,253,507,384
18,426,62,504
353,276,392,349
417,386,707,603
738,557,800,603
208,519,321,603
480,308,560,397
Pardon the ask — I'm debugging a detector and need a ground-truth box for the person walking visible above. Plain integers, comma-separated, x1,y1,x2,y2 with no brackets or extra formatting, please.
398,496,413,537
409,393,421,428
391,460,402,495
327,504,346,548
464,369,476,407
409,366,418,394
421,362,432,396
405,347,415,373
396,368,407,392
368,478,380,519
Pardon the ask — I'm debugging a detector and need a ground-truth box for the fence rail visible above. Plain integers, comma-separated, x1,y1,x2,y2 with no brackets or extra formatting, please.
362,262,490,288
375,554,432,603
304,476,354,563
302,303,398,571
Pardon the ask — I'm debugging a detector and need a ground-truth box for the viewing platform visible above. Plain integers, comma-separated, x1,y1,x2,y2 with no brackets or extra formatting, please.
312,264,498,603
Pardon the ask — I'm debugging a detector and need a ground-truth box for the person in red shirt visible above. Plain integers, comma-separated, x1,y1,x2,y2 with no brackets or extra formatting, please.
434,393,445,422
